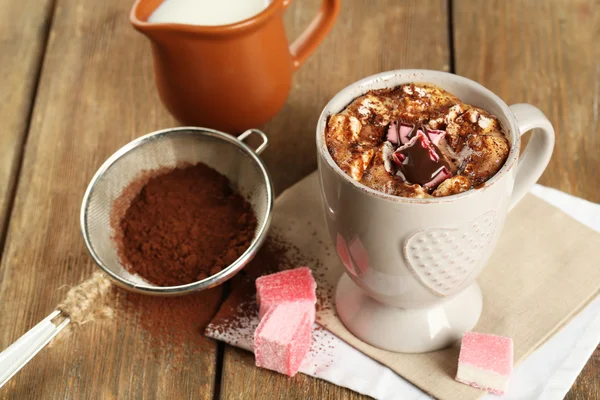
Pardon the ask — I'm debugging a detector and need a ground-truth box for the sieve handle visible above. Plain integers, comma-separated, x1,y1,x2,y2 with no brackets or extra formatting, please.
0,310,70,388
237,129,268,155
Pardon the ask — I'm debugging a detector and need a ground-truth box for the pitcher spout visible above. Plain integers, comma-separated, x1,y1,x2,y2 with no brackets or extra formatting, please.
129,0,173,38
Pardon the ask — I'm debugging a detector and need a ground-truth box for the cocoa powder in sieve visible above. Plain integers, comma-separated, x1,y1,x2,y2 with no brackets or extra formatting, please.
115,163,257,286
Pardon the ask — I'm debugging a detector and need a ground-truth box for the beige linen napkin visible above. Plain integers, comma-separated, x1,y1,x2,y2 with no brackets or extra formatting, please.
263,171,600,400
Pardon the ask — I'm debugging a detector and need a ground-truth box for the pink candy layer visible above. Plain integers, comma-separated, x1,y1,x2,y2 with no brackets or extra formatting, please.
256,267,317,323
458,331,514,376
254,303,312,377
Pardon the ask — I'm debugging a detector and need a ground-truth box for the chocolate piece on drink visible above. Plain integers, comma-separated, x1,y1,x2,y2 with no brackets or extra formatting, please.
392,129,453,189
255,267,317,323
455,331,514,394
253,303,312,377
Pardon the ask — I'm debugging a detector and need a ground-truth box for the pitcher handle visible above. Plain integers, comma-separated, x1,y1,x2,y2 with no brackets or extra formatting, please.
283,0,341,70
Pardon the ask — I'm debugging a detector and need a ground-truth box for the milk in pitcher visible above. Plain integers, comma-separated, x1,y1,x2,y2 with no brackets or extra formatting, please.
148,0,271,26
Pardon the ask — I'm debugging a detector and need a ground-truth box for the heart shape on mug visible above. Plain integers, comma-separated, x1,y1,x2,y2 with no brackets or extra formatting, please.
404,211,497,297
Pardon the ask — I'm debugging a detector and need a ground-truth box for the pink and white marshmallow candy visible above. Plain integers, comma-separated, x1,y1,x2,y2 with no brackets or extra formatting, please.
255,267,317,323
254,303,312,377
455,331,514,394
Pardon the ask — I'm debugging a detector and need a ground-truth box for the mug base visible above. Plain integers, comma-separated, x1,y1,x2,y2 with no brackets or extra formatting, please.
335,273,482,353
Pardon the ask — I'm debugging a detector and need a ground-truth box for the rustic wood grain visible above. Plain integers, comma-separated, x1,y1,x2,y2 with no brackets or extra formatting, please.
221,1,449,399
0,0,222,398
221,346,368,400
566,345,600,400
454,0,600,203
454,1,600,398
0,0,54,245
2,0,598,398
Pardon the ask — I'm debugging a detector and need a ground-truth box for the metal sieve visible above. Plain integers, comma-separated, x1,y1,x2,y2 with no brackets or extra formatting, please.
80,127,274,295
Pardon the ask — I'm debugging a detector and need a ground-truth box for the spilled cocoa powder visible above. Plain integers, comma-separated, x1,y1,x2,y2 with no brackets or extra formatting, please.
204,275,258,346
238,233,333,309
116,287,222,359
112,162,257,286
205,234,335,342
115,236,324,361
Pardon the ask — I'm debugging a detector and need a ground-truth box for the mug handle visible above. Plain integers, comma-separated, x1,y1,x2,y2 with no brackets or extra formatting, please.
283,0,341,70
508,104,555,209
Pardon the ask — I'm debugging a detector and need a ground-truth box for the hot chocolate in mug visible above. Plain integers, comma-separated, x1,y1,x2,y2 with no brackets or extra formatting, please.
131,0,340,132
316,70,555,353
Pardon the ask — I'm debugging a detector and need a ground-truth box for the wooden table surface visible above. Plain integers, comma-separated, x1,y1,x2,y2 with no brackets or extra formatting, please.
0,0,598,398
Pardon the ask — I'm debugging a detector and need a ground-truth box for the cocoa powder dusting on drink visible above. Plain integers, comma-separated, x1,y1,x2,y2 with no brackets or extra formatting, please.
113,163,257,286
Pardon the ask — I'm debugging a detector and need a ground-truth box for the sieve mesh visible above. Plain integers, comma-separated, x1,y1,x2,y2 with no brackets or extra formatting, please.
81,128,272,294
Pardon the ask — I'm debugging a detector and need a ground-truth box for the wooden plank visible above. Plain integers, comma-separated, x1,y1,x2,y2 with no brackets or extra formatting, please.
454,0,600,203
221,346,368,400
0,0,54,243
566,345,600,400
0,0,222,398
453,0,600,398
221,1,450,398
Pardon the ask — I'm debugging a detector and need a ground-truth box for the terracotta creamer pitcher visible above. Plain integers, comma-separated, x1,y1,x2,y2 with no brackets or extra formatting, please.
130,0,340,132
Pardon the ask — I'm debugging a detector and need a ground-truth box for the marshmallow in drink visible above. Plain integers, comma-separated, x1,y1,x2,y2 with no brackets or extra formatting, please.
455,331,514,394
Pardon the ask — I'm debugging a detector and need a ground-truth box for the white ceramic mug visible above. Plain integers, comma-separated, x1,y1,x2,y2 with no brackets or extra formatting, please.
316,70,554,353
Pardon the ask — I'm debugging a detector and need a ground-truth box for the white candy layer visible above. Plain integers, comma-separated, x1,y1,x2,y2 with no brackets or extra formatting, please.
456,363,510,394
